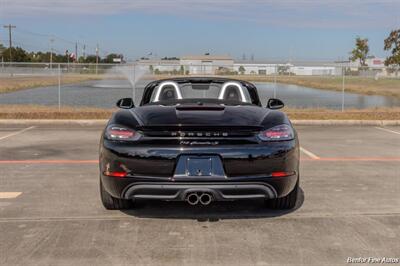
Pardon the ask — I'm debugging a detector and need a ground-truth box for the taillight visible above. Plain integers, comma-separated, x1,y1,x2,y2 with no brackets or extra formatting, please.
105,126,141,141
271,171,295,177
258,124,294,141
104,171,127,178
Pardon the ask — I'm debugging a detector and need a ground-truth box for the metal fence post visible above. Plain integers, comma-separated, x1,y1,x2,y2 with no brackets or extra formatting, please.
58,64,61,111
132,64,136,102
273,65,277,98
341,66,345,112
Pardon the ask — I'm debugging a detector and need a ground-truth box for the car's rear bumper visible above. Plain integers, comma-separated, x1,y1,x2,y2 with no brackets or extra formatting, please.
100,173,298,201
100,138,299,201
124,183,276,200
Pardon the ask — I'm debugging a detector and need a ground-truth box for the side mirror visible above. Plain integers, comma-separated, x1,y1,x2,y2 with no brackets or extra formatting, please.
267,98,284,109
116,98,135,109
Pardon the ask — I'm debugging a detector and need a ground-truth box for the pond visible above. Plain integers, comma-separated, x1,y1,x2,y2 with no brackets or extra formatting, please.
0,79,399,109
255,82,400,109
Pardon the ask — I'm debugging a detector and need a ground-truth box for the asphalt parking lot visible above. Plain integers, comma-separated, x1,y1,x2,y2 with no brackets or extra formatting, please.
0,124,399,265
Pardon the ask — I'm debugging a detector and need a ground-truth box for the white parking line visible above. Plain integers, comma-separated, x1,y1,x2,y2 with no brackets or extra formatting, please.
0,192,22,199
0,126,35,141
300,146,320,160
375,127,400,136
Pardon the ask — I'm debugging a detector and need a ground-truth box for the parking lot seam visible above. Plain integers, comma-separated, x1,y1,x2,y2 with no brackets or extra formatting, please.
0,212,399,223
0,192,22,199
300,147,320,159
0,126,35,141
374,127,400,135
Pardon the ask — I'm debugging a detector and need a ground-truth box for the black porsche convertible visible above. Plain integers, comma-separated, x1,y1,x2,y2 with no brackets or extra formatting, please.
99,77,299,209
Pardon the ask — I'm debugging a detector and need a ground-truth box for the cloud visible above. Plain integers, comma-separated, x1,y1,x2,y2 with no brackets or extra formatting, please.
1,0,399,29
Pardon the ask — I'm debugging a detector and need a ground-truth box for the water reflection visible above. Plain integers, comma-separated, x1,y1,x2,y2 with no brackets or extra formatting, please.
255,82,400,109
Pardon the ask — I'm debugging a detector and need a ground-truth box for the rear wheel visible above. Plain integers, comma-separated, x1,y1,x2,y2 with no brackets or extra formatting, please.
100,179,134,210
266,179,299,209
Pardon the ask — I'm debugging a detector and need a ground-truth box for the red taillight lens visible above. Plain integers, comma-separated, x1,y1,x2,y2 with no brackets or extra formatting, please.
104,171,127,178
271,171,295,177
106,126,140,140
258,124,294,141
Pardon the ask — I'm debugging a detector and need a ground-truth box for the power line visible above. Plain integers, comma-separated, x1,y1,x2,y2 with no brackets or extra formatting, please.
4,26,113,60
4,41,68,57
3,39,56,52
14,27,110,55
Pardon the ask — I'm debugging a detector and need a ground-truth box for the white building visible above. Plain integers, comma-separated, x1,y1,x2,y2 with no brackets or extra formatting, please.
290,66,337,76
180,55,234,75
233,63,277,75
346,56,386,70
137,56,345,76
234,62,338,76
366,57,385,68
137,59,181,73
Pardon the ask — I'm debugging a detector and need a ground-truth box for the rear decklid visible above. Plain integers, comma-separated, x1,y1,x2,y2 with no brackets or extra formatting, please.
133,104,268,127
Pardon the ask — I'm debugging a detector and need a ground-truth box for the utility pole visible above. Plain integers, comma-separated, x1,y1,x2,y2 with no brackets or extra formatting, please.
83,44,86,60
95,43,99,74
0,35,4,66
3,24,16,62
50,38,54,69
66,49,69,71
75,42,78,63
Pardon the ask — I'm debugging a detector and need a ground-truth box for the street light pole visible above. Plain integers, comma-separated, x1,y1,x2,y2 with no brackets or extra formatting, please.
342,65,345,112
75,42,78,63
96,43,99,75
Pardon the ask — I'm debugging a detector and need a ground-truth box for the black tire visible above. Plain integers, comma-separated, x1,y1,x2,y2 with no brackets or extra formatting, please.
266,180,299,209
100,179,134,210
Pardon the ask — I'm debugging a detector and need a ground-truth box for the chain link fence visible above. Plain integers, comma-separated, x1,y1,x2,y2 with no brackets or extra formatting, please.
0,62,399,111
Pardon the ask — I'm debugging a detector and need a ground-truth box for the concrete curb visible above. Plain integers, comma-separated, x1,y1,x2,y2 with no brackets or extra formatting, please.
0,119,400,126
0,119,108,126
291,120,400,126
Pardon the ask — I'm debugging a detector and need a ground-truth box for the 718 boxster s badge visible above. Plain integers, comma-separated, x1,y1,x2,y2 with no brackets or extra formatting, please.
99,77,299,209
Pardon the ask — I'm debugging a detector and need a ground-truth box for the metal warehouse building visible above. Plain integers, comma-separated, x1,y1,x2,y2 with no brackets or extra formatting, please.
137,56,342,76
180,55,234,75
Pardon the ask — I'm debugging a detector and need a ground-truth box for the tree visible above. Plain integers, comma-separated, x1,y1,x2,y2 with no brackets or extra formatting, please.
349,37,369,66
2,47,30,62
384,29,400,67
102,53,123,63
78,56,86,63
161,56,179,60
28,51,53,63
0,43,5,57
238,65,245,75
84,55,98,63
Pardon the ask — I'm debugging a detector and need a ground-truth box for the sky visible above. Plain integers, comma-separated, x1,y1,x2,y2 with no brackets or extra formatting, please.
0,0,399,61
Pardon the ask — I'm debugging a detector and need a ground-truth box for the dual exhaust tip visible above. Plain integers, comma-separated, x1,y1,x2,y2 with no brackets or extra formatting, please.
186,192,213,206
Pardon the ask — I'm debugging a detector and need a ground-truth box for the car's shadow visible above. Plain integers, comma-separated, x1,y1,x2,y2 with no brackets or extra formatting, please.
121,187,304,221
